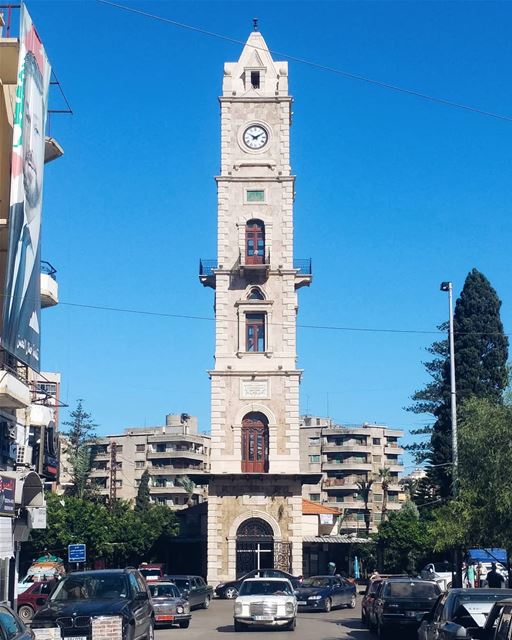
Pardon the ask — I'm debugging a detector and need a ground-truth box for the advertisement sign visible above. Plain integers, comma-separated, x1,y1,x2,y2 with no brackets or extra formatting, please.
0,474,16,516
2,6,51,371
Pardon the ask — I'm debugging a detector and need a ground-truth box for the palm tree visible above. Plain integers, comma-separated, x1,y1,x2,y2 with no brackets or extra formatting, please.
399,476,419,501
356,479,374,536
177,475,196,507
378,466,392,523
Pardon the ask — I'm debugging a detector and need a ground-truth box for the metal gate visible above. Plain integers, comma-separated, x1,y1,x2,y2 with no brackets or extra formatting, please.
274,541,292,573
236,518,274,578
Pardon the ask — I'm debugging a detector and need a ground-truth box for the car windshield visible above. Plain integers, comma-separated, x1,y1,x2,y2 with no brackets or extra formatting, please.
170,579,191,591
384,582,440,598
140,569,161,579
149,583,181,598
239,581,292,596
302,577,331,588
51,575,129,601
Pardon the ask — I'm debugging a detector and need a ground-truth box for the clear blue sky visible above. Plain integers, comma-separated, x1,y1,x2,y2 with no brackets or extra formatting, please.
24,1,512,466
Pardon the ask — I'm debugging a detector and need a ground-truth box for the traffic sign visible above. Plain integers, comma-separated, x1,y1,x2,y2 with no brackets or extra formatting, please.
68,544,86,563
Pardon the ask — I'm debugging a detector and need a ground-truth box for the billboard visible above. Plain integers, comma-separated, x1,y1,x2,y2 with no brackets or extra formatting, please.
2,5,51,371
0,475,16,517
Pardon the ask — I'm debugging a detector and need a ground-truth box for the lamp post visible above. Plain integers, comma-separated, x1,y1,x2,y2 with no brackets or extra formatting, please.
440,281,461,588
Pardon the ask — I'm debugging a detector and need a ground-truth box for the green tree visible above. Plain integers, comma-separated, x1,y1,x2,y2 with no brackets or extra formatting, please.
135,469,151,513
62,400,98,498
176,475,195,507
407,270,508,498
356,479,374,536
377,501,428,573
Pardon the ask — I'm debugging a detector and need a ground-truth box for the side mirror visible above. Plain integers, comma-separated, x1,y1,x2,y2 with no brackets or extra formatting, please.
136,592,148,601
36,598,46,606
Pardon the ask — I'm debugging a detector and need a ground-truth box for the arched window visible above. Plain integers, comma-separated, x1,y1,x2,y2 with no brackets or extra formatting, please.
248,287,265,300
237,518,273,540
245,220,265,265
241,412,269,473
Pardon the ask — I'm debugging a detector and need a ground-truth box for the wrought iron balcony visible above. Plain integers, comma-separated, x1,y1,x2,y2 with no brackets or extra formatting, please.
199,259,217,289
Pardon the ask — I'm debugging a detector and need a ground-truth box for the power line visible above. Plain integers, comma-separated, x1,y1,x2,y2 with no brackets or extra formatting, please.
58,298,512,338
97,0,512,123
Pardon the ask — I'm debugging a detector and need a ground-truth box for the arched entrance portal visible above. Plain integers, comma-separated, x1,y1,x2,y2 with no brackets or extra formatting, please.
236,518,274,578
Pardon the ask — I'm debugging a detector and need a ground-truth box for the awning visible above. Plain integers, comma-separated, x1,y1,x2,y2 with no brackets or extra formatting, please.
468,548,507,564
303,535,373,544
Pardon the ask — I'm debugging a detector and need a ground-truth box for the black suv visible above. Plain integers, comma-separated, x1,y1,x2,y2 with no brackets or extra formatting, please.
32,569,154,640
373,577,441,639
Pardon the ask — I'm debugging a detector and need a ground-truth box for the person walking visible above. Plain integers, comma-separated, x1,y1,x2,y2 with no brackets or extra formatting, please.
467,563,475,588
486,563,505,588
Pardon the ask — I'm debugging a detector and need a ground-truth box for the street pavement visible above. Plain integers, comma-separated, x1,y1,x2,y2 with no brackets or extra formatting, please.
155,598,381,640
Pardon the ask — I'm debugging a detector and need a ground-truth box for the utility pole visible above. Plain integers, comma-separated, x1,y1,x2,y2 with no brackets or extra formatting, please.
109,441,117,510
440,281,462,588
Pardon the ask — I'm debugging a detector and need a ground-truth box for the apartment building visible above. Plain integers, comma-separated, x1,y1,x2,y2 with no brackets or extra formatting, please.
300,416,405,534
84,414,210,509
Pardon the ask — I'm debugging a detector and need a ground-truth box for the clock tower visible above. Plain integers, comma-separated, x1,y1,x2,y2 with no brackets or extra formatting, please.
199,28,312,583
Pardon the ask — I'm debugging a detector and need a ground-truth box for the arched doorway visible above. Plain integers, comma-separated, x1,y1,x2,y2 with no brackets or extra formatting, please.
245,220,265,264
236,518,274,577
241,412,269,472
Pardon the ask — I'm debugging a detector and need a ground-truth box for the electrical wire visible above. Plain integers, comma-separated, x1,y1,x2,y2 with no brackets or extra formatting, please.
97,0,512,123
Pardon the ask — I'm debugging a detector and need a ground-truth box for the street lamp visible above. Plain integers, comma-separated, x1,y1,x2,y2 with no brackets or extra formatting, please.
440,281,461,587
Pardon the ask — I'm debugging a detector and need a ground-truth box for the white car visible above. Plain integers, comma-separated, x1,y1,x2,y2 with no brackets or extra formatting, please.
233,577,297,632
421,563,453,591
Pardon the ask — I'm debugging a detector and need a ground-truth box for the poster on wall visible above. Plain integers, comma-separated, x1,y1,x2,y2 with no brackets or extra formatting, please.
0,475,16,516
2,5,51,372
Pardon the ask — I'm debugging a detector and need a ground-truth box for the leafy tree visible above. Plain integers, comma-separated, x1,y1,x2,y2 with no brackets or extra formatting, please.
176,475,195,507
407,270,508,498
135,470,151,513
356,479,374,536
62,400,98,498
377,500,428,573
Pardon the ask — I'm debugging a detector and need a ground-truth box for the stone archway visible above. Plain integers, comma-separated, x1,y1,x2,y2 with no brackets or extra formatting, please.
235,517,274,578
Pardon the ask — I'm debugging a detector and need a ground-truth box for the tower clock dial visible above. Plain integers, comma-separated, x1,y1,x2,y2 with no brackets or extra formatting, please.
243,124,269,150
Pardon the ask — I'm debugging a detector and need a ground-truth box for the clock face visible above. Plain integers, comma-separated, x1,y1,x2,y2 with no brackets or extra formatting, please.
243,125,269,150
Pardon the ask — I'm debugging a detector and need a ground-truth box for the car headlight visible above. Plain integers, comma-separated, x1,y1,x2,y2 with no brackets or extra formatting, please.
176,606,184,614
285,601,295,615
234,602,243,615
309,595,322,600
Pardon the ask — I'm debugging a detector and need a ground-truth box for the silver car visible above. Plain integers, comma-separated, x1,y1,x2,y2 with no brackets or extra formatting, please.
148,581,191,629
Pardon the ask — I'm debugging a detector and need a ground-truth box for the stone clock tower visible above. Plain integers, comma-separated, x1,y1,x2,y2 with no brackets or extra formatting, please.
199,28,312,583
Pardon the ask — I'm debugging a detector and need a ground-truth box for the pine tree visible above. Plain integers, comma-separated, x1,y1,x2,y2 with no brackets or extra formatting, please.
408,269,508,498
62,400,98,498
135,469,151,512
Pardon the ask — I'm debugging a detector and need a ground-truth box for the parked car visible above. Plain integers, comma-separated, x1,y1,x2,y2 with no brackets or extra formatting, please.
361,578,383,626
294,575,356,612
373,577,441,639
17,580,56,622
166,574,213,609
0,603,34,640
468,598,512,639
215,568,301,599
233,577,297,632
18,555,66,595
147,581,191,629
31,569,154,640
138,563,164,583
421,562,453,591
418,588,512,640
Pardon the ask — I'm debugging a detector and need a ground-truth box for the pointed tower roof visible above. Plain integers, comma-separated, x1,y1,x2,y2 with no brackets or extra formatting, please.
222,31,288,97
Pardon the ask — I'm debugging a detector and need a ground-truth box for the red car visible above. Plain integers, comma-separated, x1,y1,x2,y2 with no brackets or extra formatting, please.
17,580,55,622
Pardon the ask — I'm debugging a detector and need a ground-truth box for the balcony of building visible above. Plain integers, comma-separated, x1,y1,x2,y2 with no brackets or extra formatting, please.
323,443,369,454
385,444,405,455
199,259,217,289
149,485,187,494
0,349,30,408
147,433,206,446
239,250,271,283
40,262,58,308
147,448,206,462
323,456,371,471
148,462,207,473
293,259,312,289
89,468,109,478
326,498,367,510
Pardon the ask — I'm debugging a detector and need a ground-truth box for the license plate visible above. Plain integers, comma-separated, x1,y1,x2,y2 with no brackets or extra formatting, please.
253,616,273,621
156,615,174,621
297,601,307,605
67,636,87,640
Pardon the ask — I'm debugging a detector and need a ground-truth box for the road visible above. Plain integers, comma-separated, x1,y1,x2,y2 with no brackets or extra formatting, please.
155,598,385,640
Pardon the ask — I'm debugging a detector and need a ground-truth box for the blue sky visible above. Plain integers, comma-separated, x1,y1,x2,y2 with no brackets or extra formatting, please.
22,1,512,466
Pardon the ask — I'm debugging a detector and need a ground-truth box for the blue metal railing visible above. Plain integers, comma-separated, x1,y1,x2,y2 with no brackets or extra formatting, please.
41,261,57,280
294,259,312,275
199,259,217,277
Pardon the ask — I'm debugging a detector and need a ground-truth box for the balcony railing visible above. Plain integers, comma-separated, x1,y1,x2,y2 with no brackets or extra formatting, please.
41,261,57,280
199,259,217,277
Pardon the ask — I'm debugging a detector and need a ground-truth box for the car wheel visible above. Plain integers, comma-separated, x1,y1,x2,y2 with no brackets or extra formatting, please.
348,594,356,609
234,620,244,632
225,586,239,599
202,595,211,609
285,618,296,631
324,597,332,613
178,620,190,629
18,605,34,622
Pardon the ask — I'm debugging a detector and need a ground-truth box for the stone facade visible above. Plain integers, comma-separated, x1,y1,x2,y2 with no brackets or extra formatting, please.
201,30,311,583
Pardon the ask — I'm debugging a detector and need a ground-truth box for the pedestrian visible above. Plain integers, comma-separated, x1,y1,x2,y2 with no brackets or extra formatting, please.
486,563,505,588
467,563,475,588
370,570,381,582
476,563,482,588
327,561,336,576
